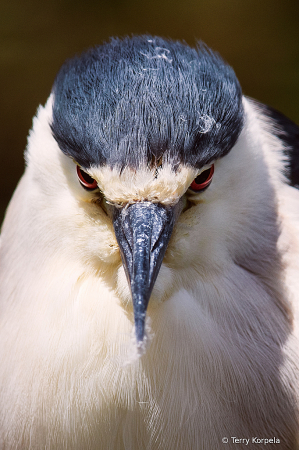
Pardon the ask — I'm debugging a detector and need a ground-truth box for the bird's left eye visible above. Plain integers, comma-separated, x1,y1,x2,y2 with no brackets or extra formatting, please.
189,165,214,192
76,166,98,190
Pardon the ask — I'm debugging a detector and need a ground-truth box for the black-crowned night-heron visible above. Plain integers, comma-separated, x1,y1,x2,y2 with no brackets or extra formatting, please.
0,35,299,449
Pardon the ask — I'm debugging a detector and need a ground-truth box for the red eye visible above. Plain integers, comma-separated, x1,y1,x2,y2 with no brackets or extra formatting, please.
190,164,214,192
76,166,98,190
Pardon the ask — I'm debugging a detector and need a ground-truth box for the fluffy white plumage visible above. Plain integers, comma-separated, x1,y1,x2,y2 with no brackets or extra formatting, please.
1,58,299,448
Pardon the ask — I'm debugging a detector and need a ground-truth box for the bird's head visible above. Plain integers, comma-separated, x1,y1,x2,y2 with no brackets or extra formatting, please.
25,36,276,345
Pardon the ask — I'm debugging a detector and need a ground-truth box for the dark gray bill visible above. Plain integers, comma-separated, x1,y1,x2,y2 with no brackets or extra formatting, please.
113,201,180,343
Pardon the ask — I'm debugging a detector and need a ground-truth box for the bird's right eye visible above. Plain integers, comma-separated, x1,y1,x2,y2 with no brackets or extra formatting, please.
76,166,98,190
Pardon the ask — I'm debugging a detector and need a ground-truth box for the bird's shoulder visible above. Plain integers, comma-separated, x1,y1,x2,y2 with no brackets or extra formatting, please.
253,100,299,188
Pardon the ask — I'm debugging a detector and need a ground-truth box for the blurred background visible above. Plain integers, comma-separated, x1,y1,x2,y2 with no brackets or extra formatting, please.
1,0,299,224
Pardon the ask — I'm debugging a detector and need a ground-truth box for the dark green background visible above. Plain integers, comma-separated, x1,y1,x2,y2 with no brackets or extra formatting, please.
1,0,299,224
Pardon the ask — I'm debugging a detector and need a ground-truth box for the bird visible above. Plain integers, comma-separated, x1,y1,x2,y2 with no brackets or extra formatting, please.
0,34,299,449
